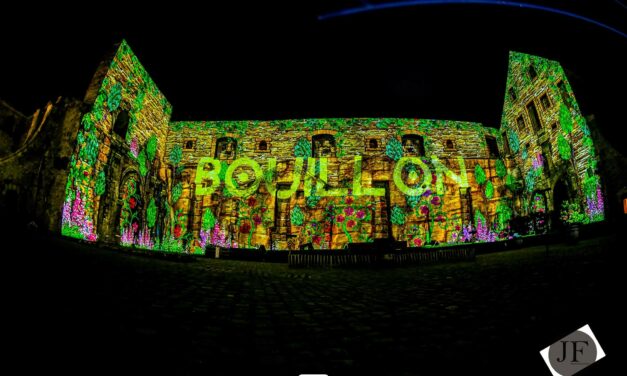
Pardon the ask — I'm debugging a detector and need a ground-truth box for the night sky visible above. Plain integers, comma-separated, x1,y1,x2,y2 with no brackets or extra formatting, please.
1,2,625,152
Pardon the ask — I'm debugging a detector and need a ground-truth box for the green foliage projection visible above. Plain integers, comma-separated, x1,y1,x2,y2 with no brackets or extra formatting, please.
495,202,513,231
505,174,517,191
138,150,148,177
290,206,305,226
147,198,157,228
474,164,487,185
557,133,571,160
474,210,486,229
169,144,182,165
172,182,182,202
508,130,520,154
495,159,507,178
95,171,106,196
485,180,494,199
82,113,95,131
78,131,99,166
294,137,311,157
202,209,216,231
146,135,158,161
391,206,405,226
559,104,573,134
385,138,403,161
107,82,122,112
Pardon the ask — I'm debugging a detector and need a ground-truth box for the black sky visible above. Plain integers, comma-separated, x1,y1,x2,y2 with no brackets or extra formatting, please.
1,2,625,152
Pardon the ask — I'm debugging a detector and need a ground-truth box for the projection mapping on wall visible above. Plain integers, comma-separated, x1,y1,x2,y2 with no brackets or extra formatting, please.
60,41,604,254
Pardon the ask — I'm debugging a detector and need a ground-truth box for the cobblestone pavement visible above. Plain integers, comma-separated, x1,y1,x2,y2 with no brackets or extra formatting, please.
3,235,621,375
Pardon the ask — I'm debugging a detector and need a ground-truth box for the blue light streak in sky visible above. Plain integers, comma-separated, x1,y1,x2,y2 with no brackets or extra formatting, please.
318,1,626,39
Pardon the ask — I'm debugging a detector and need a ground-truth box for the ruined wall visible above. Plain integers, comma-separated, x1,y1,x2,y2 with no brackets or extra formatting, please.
0,99,29,155
61,40,172,243
0,98,83,232
500,52,603,223
163,119,516,251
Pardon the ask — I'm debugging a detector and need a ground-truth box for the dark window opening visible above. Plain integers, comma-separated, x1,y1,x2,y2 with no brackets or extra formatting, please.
501,132,511,155
526,101,542,133
113,110,129,138
485,136,500,158
516,115,526,132
528,64,538,80
259,140,268,151
551,122,557,130
402,135,425,156
445,140,454,149
508,87,517,101
369,139,378,149
215,137,237,160
312,134,336,157
184,140,195,150
540,94,551,110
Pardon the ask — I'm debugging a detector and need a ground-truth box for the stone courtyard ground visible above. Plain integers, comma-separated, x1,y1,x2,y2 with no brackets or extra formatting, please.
2,233,622,375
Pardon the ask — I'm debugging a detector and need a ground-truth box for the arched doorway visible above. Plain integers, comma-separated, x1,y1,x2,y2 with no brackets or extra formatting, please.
118,171,142,245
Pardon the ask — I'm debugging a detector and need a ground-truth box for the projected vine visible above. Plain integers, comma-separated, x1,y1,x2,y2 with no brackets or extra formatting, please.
60,43,604,254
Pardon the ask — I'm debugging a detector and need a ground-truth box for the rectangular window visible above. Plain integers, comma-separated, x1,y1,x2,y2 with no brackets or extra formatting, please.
528,64,538,80
526,101,542,133
508,87,517,101
517,115,526,132
485,136,500,158
402,135,425,156
183,139,196,150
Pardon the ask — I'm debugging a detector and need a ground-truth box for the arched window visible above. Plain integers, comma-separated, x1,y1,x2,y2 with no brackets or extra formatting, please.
401,135,425,156
312,134,336,157
259,140,268,151
369,139,378,149
113,110,129,138
184,140,195,150
215,137,237,161
445,140,454,149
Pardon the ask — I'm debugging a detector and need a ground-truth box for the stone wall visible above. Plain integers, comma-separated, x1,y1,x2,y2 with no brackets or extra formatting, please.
61,40,172,243
165,119,514,250
0,99,29,155
0,98,84,232
47,44,603,253
500,51,603,220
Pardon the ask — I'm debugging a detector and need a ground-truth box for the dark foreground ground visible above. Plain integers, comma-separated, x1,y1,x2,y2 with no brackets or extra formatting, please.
2,233,622,375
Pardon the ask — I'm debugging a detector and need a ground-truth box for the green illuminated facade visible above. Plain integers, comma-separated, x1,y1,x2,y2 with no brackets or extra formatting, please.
58,41,603,253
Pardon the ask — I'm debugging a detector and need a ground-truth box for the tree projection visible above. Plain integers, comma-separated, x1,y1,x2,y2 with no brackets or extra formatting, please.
60,42,604,254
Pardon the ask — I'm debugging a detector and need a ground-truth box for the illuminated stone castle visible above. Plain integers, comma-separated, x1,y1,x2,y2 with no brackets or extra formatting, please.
0,41,604,253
